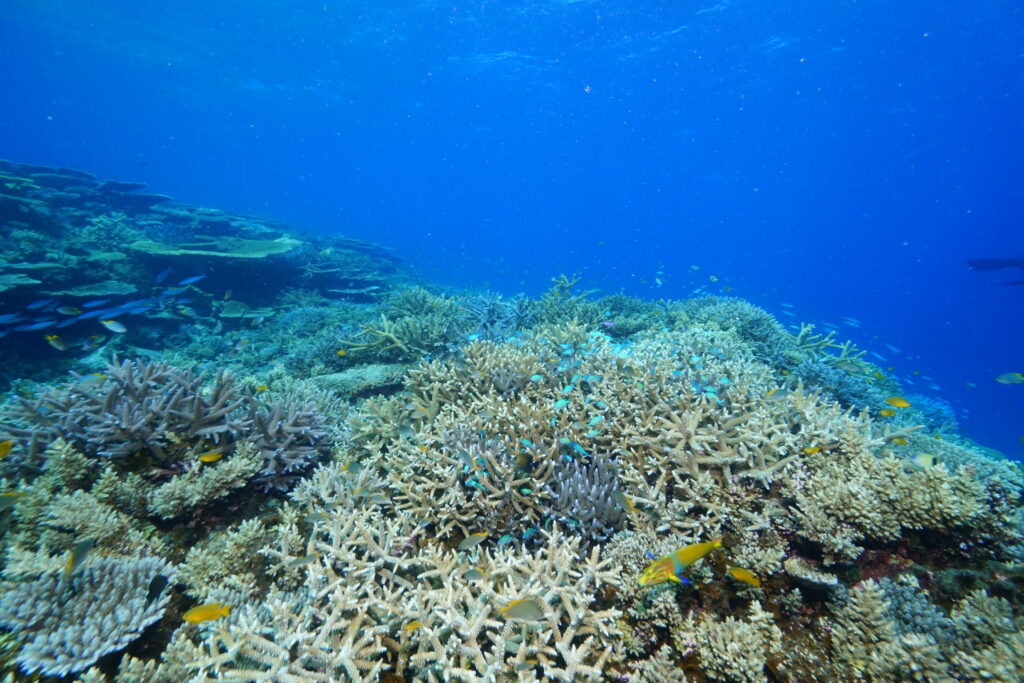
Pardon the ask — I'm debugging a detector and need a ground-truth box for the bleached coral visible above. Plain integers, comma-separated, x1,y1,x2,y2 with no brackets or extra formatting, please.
0,556,174,677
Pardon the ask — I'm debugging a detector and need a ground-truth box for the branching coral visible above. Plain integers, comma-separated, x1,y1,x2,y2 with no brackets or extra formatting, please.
0,556,174,677
0,357,333,495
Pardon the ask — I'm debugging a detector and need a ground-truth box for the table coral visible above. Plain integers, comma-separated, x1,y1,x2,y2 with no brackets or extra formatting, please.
0,556,174,677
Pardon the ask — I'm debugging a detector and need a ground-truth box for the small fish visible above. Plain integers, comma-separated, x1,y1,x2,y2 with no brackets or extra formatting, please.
146,574,169,605
529,374,544,382
154,266,174,283
304,512,329,524
639,537,724,587
65,539,95,577
198,451,222,463
464,567,488,581
340,460,363,474
569,441,589,457
101,319,127,334
588,415,604,426
81,299,110,308
499,598,545,621
0,492,25,513
457,532,488,550
456,449,478,471
519,438,534,448
0,441,12,459
254,384,269,392
553,399,569,409
417,444,429,453
879,408,897,418
612,490,636,512
886,396,911,408
287,554,321,568
45,334,70,350
727,567,761,587
26,298,56,310
562,384,575,394
183,602,231,624
497,534,515,546
404,620,423,632
179,274,207,286
995,373,1024,385
337,349,348,356
0,491,24,511
76,372,107,387
708,275,719,283
911,453,939,468
514,451,532,469
803,446,821,454
891,437,910,446
765,388,790,401
14,320,56,331
56,306,82,316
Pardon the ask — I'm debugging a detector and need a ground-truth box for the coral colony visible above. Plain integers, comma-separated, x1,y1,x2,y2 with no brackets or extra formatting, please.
0,161,1022,680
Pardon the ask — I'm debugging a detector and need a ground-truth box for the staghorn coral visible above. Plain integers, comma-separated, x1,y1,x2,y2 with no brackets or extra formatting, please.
0,556,174,677
1,358,250,463
0,357,333,495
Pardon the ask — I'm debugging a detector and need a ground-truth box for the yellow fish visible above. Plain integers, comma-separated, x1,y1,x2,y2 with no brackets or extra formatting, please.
254,385,269,392
612,490,636,512
336,349,348,357
100,319,127,334
872,371,886,380
886,396,911,408
727,567,761,587
198,451,222,463
639,537,724,586
457,532,488,550
912,453,939,468
404,620,422,632
0,440,12,459
879,408,897,418
45,334,69,350
183,602,231,624
995,373,1024,384
803,446,821,454
464,567,488,581
891,437,909,446
499,598,545,621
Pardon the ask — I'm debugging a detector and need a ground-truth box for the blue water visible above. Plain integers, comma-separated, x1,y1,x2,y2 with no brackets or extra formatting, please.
1,0,1021,458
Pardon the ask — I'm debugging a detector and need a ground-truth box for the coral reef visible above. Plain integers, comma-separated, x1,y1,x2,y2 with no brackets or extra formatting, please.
1,162,1023,681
